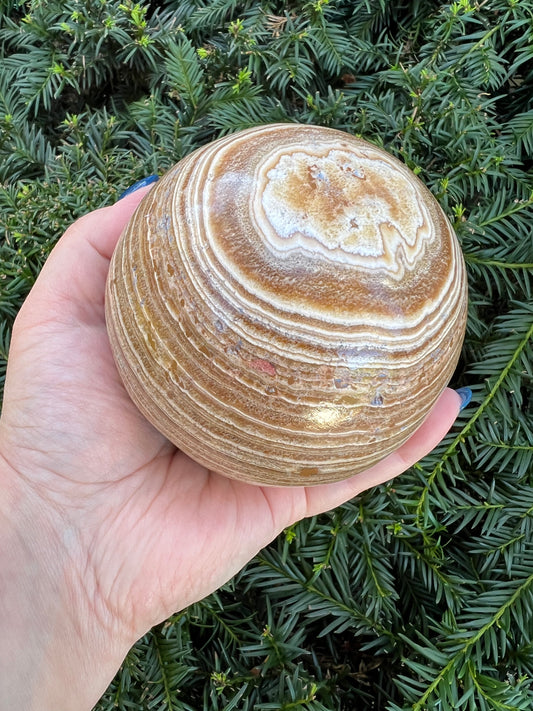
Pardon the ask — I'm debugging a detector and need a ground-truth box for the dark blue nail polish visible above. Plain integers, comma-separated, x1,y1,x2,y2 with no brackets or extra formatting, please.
118,174,159,200
456,387,472,411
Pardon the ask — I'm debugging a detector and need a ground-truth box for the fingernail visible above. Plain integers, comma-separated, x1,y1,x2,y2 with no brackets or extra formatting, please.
118,174,159,200
455,387,472,411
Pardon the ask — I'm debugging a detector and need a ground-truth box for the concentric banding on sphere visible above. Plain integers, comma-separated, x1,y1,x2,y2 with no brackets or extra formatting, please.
105,123,468,486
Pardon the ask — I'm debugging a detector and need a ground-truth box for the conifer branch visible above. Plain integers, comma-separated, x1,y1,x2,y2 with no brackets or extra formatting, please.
416,318,533,526
410,572,533,710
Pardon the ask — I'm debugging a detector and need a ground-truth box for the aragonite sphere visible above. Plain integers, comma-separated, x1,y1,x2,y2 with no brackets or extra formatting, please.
105,123,468,486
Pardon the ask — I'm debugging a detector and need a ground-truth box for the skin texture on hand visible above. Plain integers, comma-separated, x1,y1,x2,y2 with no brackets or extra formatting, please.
0,187,463,710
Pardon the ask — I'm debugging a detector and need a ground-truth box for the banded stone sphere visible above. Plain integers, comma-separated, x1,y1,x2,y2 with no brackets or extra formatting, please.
105,123,467,486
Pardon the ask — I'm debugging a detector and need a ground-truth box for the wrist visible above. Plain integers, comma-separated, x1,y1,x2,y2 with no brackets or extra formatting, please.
0,452,128,710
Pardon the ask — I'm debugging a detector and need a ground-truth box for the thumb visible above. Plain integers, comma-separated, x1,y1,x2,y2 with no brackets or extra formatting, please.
17,183,157,330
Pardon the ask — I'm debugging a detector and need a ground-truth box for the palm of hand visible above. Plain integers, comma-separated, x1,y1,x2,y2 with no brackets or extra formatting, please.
0,188,460,645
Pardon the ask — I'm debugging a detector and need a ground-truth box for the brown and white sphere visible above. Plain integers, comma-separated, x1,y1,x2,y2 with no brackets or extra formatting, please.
105,123,468,486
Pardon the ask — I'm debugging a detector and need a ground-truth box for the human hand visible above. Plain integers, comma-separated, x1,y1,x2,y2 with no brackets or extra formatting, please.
0,182,465,710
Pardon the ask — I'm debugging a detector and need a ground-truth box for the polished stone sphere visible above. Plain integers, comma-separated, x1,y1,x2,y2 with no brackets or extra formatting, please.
106,124,467,485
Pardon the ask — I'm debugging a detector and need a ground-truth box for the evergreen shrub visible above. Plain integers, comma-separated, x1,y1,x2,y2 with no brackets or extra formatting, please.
1,1,533,708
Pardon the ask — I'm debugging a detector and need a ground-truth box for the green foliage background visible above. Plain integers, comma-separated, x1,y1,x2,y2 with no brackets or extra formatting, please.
1,0,533,708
